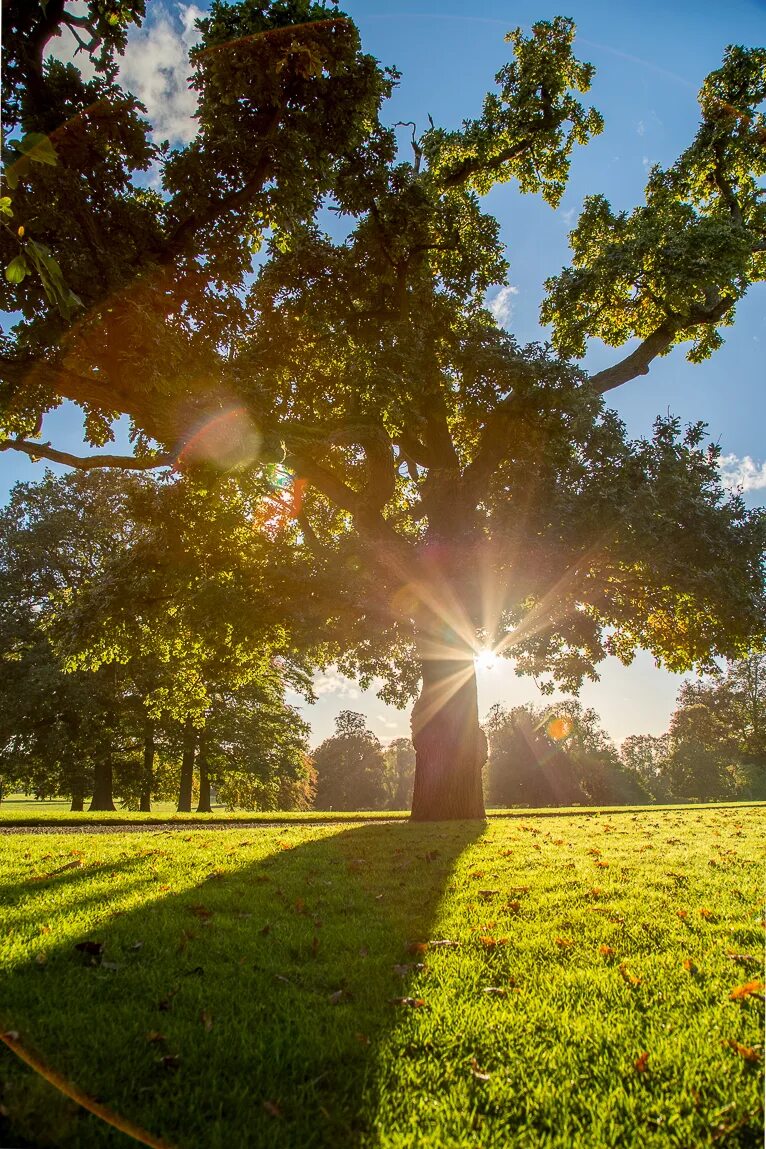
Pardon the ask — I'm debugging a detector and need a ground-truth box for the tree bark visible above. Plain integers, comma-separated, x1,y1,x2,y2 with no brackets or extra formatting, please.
177,720,196,813
410,653,487,820
89,759,115,811
70,777,85,812
140,720,155,813
196,735,211,814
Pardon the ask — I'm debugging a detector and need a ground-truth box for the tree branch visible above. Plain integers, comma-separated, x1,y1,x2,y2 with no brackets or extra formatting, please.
0,439,173,472
589,295,734,395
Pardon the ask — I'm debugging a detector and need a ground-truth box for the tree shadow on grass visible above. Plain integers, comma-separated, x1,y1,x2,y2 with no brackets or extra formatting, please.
1,820,484,1149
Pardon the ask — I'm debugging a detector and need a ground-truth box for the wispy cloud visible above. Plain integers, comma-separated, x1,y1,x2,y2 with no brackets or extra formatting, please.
719,453,766,493
487,284,519,328
636,120,646,137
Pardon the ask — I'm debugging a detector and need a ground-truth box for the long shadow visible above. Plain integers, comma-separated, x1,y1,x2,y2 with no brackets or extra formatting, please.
1,821,484,1148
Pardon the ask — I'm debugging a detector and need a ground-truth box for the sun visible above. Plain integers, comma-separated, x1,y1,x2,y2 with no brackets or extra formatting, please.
474,648,498,671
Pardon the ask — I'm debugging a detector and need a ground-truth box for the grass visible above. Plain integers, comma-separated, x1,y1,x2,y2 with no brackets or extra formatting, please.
0,806,763,1148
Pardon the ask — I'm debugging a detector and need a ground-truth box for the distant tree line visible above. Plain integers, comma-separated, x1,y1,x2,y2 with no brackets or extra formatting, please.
485,657,766,808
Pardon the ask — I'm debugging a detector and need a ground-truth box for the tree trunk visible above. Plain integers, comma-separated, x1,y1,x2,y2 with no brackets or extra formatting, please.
140,720,155,813
196,735,211,814
89,759,115,811
410,653,487,820
177,720,196,813
70,777,85,812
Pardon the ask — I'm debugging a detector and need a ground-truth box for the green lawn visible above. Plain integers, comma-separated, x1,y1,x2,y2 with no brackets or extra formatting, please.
0,806,763,1147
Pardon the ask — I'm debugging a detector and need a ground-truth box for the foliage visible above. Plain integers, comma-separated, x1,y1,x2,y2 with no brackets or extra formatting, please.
661,654,766,800
313,710,389,810
486,700,651,808
0,469,314,808
1,808,763,1147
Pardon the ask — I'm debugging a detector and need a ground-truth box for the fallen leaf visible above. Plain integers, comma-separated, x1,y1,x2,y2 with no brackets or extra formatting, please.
428,939,460,949
406,941,429,955
618,962,642,986
161,1055,180,1072
145,1031,166,1045
729,980,764,1001
49,861,83,875
505,900,522,913
390,997,426,1008
634,1051,650,1073
200,1010,213,1032
479,936,508,948
34,952,47,966
355,1032,370,1045
682,958,698,975
699,908,716,921
723,1039,762,1062
676,910,688,920
469,1057,491,1081
555,937,574,949
478,890,500,900
328,989,349,1005
482,986,507,998
189,904,213,920
599,945,616,957
262,1100,282,1118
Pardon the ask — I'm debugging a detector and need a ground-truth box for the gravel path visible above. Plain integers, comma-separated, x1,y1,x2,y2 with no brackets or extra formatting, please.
0,819,385,834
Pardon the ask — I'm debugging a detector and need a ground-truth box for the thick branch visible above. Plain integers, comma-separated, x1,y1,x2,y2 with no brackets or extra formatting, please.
589,295,734,395
0,439,173,471
588,322,678,394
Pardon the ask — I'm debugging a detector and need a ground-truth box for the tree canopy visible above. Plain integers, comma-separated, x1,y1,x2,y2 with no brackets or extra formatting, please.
1,1,765,819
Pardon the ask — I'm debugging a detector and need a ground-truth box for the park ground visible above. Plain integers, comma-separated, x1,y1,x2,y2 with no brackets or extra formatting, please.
0,804,763,1148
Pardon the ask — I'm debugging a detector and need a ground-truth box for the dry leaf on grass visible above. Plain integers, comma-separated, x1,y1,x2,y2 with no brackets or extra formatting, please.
729,980,764,1001
390,997,426,1008
723,1039,762,1062
634,1051,650,1073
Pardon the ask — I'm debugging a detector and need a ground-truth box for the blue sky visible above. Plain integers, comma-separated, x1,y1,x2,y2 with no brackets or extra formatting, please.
3,0,765,749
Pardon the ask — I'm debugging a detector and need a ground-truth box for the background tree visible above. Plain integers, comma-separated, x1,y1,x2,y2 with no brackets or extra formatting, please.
660,655,766,799
485,703,585,808
1,2,764,819
383,737,416,810
0,468,316,810
620,733,673,801
312,710,388,810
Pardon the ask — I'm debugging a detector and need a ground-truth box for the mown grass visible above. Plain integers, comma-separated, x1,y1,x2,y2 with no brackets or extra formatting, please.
0,806,763,1148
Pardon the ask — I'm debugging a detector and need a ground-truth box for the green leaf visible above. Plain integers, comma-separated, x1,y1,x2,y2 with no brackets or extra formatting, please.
5,255,30,283
0,197,13,217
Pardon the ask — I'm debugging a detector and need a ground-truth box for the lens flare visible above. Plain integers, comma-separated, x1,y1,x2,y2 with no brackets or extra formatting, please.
176,406,261,470
546,715,574,742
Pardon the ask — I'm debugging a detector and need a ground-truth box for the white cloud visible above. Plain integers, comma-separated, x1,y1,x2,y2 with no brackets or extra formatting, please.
561,206,576,227
487,284,519,328
636,119,645,137
313,670,360,700
119,4,204,145
718,453,766,493
51,3,203,145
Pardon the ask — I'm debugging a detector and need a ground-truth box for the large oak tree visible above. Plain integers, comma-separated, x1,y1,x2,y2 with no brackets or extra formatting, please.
1,0,764,819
